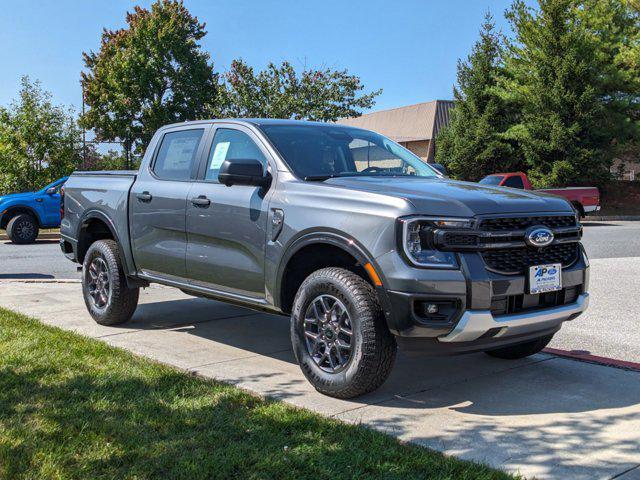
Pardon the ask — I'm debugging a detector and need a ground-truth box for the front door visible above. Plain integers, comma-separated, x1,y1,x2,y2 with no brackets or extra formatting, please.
186,125,272,298
130,126,207,279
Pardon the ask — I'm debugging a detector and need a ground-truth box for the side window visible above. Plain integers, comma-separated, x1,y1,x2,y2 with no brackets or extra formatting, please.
503,175,525,189
205,128,268,181
153,129,204,181
348,139,417,175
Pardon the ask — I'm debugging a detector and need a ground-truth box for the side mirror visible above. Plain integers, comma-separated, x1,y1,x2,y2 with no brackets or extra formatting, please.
45,187,57,195
218,158,269,187
431,163,448,177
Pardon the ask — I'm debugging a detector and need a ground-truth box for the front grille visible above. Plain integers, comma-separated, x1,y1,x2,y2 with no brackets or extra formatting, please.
479,215,577,231
491,285,581,316
482,243,579,274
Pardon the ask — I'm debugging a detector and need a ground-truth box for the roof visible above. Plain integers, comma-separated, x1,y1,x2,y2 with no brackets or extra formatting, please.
335,100,455,142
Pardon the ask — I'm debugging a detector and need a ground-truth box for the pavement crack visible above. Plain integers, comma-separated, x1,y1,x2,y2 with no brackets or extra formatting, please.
95,312,262,338
186,348,292,371
609,464,640,480
331,355,555,418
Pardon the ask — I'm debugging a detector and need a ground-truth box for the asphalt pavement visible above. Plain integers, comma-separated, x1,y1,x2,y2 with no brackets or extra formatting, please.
1,220,639,362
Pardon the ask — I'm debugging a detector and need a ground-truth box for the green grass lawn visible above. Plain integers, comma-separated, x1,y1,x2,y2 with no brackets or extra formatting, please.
0,307,516,480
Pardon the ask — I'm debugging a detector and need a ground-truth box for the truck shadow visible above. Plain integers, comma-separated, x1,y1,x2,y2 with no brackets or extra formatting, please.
121,296,640,419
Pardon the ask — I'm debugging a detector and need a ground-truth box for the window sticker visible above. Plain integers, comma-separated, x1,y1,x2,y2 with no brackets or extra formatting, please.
210,142,230,170
164,137,199,170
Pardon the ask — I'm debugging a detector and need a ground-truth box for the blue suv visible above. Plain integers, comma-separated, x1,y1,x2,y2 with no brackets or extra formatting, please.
0,177,67,244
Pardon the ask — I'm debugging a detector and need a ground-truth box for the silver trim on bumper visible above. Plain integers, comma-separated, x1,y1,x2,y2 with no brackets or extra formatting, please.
438,293,589,343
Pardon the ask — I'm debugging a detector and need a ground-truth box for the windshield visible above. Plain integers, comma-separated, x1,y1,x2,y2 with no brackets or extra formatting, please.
479,175,504,186
259,124,439,180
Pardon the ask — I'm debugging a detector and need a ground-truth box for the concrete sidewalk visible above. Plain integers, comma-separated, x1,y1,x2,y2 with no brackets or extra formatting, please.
1,281,639,480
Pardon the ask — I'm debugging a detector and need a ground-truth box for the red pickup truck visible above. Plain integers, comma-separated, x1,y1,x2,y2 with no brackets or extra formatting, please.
479,172,600,217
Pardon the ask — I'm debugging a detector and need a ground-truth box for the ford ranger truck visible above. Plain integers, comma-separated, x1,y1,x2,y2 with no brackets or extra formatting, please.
60,120,590,398
0,177,67,244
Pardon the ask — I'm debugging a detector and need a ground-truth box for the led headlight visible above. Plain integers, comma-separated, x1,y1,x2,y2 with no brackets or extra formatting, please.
399,217,473,268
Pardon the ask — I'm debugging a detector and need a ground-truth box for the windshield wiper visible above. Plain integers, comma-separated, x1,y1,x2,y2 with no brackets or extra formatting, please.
303,173,359,182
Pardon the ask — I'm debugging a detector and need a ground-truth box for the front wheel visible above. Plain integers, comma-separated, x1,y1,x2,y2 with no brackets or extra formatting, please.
291,267,397,398
6,214,39,244
484,334,554,360
82,239,139,325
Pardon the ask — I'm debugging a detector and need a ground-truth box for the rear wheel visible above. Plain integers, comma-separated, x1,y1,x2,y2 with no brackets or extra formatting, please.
484,334,554,360
82,239,139,325
291,267,397,398
6,214,39,244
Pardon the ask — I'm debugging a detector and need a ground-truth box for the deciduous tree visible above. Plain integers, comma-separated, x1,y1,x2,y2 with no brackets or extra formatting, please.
0,77,80,194
215,59,381,122
80,0,218,158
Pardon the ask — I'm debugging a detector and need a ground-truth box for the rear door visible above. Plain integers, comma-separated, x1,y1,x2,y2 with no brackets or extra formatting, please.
185,124,273,298
130,125,209,279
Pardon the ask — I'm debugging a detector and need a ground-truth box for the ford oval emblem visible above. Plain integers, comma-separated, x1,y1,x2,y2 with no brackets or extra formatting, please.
525,226,554,248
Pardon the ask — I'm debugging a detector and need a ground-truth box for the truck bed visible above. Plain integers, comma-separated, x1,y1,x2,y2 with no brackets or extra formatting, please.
60,170,138,274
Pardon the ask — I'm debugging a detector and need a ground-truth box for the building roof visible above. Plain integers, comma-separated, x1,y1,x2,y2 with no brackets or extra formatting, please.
335,100,454,142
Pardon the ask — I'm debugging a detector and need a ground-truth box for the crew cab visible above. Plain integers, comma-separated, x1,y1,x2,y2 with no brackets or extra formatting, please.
0,177,67,244
479,172,600,217
60,120,590,398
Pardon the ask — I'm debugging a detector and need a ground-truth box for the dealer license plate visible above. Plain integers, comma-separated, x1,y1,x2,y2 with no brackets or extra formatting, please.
529,263,562,294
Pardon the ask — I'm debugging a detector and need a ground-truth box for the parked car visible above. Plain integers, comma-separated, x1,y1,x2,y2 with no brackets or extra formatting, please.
0,177,67,244
60,120,589,398
479,172,600,217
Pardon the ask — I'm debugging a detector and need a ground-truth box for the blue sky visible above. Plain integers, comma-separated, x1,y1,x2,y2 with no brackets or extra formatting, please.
0,0,532,113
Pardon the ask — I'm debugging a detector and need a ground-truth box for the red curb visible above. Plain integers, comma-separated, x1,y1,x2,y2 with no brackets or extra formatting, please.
543,347,640,372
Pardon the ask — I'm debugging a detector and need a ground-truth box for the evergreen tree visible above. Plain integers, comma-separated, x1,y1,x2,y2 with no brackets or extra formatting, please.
436,13,521,181
503,0,613,187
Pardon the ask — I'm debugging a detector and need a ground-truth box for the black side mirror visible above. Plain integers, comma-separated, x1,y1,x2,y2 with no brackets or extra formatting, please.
218,158,269,187
45,187,57,195
431,163,448,177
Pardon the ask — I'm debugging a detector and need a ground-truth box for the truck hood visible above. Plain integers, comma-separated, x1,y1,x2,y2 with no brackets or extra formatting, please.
324,177,573,216
0,191,35,205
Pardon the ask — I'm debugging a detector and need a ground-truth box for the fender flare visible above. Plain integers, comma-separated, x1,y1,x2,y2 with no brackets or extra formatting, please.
0,205,42,228
273,229,386,310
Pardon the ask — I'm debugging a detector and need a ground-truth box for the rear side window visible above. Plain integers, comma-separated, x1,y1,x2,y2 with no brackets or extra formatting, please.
503,175,525,189
153,129,204,180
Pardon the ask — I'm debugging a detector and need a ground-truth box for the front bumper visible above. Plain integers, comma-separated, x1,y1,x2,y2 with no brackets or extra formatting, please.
375,245,589,352
439,293,588,343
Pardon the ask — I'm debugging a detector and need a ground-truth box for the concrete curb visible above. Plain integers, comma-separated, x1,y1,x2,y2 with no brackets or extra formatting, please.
0,233,60,241
544,347,640,372
585,215,640,221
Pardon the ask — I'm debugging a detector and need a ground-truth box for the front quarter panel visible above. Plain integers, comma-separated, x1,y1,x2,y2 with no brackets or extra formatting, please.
266,172,415,306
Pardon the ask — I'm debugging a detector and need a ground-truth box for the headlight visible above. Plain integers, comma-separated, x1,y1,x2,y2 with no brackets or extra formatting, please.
399,217,473,268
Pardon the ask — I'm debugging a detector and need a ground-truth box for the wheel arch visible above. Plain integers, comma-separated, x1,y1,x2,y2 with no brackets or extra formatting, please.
275,230,386,315
1,205,41,229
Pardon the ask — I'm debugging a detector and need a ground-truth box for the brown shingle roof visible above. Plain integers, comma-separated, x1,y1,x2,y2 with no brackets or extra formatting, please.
336,100,454,142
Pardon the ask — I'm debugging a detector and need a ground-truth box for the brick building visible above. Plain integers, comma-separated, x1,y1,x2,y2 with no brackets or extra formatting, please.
336,100,454,163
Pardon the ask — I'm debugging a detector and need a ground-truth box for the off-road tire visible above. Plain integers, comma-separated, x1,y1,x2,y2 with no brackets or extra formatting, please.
484,334,554,360
291,267,397,398
6,214,39,244
82,239,139,325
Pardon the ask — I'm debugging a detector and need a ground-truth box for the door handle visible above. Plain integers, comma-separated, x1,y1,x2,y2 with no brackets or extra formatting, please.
136,191,152,202
191,195,211,207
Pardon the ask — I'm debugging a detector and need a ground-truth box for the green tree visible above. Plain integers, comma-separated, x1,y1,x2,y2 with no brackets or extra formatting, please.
578,0,640,157
502,0,615,187
0,77,80,194
81,0,218,160
215,59,381,121
436,13,521,180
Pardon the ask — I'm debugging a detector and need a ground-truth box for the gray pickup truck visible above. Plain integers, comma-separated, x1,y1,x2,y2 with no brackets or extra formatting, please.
60,119,590,398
